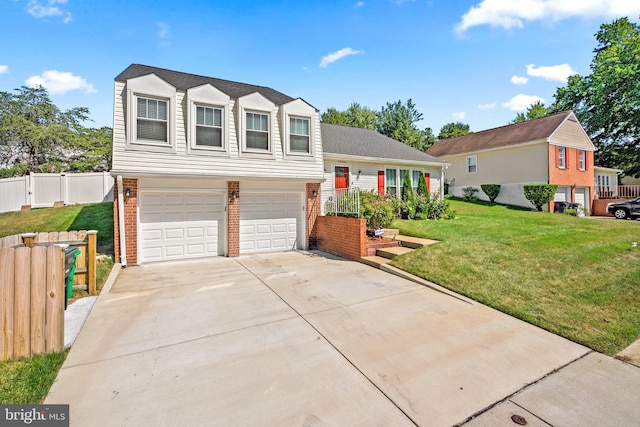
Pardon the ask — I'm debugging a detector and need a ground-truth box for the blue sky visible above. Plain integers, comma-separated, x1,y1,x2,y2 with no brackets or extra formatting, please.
1,0,639,134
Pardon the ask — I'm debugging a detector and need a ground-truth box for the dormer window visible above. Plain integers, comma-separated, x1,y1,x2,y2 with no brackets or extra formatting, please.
246,112,269,150
195,106,222,147
289,117,310,153
137,97,168,143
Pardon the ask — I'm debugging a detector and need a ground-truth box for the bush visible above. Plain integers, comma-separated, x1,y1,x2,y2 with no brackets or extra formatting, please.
417,173,429,197
401,173,415,218
414,194,430,220
359,191,396,230
480,184,501,203
462,186,479,201
564,208,577,216
524,184,558,211
426,194,456,220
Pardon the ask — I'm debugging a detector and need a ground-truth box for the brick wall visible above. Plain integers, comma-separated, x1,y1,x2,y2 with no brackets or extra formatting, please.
316,216,366,260
227,181,240,257
306,183,321,249
548,145,594,212
113,178,139,265
592,199,616,217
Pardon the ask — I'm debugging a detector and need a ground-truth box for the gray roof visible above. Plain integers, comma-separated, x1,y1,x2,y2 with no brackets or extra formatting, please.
115,64,296,106
321,123,445,164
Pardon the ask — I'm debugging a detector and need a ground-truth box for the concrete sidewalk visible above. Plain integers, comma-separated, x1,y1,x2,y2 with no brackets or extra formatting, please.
46,251,640,426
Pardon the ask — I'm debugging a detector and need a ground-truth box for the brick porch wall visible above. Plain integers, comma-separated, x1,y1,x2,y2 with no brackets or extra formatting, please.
592,199,616,217
113,178,139,265
227,181,240,257
316,216,366,260
306,183,321,249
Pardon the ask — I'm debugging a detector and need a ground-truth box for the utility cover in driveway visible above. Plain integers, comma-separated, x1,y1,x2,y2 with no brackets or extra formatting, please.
240,193,302,253
139,192,224,262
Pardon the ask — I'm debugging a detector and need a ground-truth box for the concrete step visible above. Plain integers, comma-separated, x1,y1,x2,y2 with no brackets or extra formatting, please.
394,235,440,249
382,228,400,237
377,246,414,260
360,255,392,268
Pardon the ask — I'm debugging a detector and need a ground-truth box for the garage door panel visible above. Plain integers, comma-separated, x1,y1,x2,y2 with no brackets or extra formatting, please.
140,192,224,262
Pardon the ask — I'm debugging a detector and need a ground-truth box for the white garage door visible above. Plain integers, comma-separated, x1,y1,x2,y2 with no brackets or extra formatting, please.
240,193,302,253
554,186,570,202
575,188,586,208
139,192,225,262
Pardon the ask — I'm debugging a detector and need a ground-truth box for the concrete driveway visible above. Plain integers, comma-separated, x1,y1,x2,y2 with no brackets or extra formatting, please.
46,251,623,425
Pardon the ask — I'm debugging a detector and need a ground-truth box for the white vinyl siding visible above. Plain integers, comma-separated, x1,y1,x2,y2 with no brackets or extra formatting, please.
195,106,222,148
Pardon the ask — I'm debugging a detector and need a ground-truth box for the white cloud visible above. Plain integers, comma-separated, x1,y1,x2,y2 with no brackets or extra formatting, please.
0,65,8,76
27,0,72,23
511,75,529,85
320,48,362,68
25,70,96,94
478,102,496,110
452,112,466,120
526,63,577,82
157,22,170,38
455,0,640,34
355,1,364,7
502,94,544,111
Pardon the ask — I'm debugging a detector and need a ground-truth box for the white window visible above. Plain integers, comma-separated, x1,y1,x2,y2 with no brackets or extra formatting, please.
579,150,586,170
558,147,566,168
289,117,310,153
412,170,422,193
385,168,397,196
195,106,223,147
246,112,269,151
137,97,168,143
467,156,477,174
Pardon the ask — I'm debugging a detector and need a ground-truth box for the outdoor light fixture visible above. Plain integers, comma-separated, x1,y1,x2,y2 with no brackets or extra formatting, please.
231,191,238,199
125,188,131,197
312,190,318,197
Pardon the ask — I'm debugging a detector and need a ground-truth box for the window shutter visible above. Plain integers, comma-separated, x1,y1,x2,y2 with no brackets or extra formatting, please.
566,148,570,169
378,170,385,195
555,146,559,168
424,173,430,192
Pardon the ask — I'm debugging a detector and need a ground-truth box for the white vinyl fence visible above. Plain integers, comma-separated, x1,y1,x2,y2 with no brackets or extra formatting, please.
0,172,113,213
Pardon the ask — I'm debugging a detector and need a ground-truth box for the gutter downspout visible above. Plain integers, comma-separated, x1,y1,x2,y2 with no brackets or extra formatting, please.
116,175,127,267
441,165,446,200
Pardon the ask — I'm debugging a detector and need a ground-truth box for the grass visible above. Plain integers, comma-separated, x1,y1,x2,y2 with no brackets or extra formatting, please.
0,202,114,403
0,352,68,404
391,198,640,356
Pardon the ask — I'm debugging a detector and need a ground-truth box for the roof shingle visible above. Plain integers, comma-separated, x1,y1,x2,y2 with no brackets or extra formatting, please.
321,123,445,164
426,111,573,157
115,64,296,106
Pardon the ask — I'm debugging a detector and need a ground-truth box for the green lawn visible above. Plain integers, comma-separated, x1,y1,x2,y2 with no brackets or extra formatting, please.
0,202,114,402
391,198,640,356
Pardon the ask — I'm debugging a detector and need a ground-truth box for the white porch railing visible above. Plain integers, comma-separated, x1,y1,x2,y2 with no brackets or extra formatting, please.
325,188,361,216
596,185,640,199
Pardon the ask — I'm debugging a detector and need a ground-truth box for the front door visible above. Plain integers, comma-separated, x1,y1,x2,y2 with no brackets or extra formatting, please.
335,166,349,192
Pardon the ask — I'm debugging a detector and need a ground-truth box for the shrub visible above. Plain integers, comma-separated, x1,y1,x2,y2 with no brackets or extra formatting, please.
417,173,429,197
414,194,430,220
426,194,456,220
359,191,396,230
480,184,501,203
523,184,558,211
462,186,479,201
564,208,577,216
401,173,415,218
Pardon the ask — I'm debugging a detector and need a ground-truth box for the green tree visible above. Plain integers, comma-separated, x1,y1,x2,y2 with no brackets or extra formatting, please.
552,17,640,177
438,122,472,140
0,86,111,177
377,99,437,151
417,172,429,197
321,102,377,130
510,101,551,124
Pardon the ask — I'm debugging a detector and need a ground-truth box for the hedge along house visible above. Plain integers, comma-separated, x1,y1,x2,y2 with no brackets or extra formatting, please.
426,111,597,212
111,64,323,265
320,123,447,214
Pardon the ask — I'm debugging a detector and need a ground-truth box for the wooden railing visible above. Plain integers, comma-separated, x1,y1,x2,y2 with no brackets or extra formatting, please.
596,185,640,199
0,246,65,361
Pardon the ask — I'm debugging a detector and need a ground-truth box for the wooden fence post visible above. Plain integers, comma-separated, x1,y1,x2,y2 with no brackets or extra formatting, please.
31,246,47,355
45,245,64,353
13,247,31,359
21,233,36,249
0,248,15,361
87,230,97,295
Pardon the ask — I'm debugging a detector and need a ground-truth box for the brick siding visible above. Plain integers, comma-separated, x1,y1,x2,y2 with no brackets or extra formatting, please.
316,216,366,260
113,178,138,265
306,183,321,249
227,181,240,257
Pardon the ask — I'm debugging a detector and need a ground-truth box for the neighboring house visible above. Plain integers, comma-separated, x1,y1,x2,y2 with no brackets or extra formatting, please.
594,166,622,198
112,64,324,264
426,112,597,212
320,123,447,213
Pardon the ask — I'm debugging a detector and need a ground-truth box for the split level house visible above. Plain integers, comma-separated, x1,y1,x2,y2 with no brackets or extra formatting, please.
111,64,446,265
426,111,599,212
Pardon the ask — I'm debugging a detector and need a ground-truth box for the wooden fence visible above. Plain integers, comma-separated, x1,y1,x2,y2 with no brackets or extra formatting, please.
0,231,97,295
0,246,65,361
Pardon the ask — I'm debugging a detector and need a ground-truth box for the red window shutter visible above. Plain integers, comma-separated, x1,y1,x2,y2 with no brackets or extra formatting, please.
566,148,570,169
424,173,430,192
377,171,385,195
555,146,559,168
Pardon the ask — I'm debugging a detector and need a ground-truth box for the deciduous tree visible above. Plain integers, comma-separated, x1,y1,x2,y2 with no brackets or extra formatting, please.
438,122,472,140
